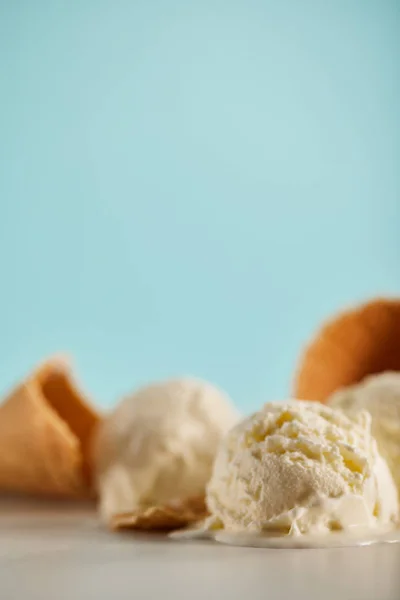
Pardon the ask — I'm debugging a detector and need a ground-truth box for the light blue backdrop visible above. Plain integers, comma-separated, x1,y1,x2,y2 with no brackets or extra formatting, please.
1,1,399,412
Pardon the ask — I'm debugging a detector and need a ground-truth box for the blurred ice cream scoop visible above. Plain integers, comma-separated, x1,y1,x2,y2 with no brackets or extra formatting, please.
93,378,239,522
328,372,400,495
205,400,398,536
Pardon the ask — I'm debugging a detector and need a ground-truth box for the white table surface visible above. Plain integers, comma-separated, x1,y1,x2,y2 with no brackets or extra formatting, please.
1,498,400,600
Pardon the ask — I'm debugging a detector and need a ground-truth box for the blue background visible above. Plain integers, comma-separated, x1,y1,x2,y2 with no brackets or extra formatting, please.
1,1,399,412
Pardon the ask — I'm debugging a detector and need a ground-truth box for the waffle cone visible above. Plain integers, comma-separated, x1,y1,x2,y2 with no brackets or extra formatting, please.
0,357,101,498
110,496,208,532
293,298,400,402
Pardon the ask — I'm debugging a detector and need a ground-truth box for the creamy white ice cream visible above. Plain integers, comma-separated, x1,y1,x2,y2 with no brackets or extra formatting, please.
328,372,400,495
205,400,398,536
93,378,239,521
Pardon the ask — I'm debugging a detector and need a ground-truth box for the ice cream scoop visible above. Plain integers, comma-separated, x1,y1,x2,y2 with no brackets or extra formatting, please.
205,400,398,536
93,378,239,522
328,372,400,495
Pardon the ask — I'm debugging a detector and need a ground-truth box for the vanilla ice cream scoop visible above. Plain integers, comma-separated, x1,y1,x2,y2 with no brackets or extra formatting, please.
328,372,400,494
93,378,239,521
206,400,398,536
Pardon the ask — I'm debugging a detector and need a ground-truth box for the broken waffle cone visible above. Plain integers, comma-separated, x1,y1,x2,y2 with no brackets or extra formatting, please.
293,298,400,402
0,356,101,499
110,496,209,532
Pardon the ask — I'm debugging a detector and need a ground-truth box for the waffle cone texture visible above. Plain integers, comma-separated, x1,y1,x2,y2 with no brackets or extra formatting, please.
0,357,101,498
293,298,400,402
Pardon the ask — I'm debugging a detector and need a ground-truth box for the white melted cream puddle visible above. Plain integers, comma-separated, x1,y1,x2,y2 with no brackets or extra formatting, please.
170,524,400,549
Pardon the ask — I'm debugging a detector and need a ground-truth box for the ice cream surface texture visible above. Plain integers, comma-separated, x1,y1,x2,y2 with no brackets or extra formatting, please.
206,400,398,536
93,378,239,521
328,372,400,495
